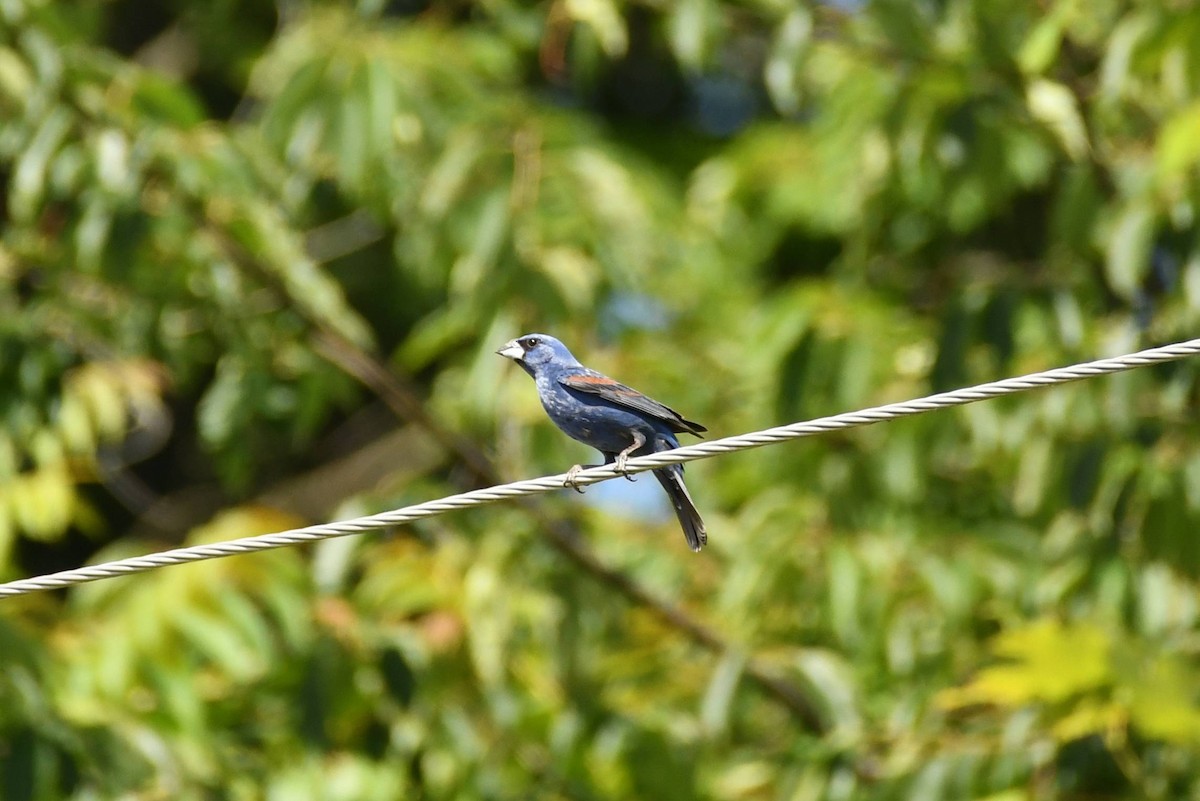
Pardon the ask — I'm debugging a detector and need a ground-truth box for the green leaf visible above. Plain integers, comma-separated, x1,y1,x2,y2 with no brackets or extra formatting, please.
420,130,483,220
565,0,628,57
701,650,745,735
667,0,716,72
197,354,249,447
131,71,207,126
793,649,861,735
0,45,34,104
764,9,812,115
1026,79,1088,160
10,105,72,222
1105,201,1155,300
1017,14,1064,75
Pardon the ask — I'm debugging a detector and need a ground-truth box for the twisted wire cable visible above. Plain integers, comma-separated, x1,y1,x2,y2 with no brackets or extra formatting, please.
2,338,1199,599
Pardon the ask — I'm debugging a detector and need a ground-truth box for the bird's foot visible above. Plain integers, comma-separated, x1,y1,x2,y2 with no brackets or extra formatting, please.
564,464,588,494
613,431,646,482
613,452,637,482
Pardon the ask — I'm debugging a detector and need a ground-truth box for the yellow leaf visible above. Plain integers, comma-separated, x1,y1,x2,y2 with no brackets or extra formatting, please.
976,792,1030,801
70,363,128,439
1127,655,1200,744
939,619,1111,709
12,467,76,541
56,392,97,455
0,485,13,563
1052,699,1125,742
1157,101,1200,178
190,506,307,545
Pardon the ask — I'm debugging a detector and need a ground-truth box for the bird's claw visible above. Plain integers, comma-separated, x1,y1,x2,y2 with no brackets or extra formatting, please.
564,464,587,494
614,453,637,482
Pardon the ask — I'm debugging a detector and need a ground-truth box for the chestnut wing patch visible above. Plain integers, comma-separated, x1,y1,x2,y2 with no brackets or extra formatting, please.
559,373,707,436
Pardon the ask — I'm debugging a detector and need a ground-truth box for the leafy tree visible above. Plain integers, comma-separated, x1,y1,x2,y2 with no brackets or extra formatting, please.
2,0,1200,798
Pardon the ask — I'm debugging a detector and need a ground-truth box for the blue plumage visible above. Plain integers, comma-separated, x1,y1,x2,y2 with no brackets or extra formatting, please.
497,334,708,551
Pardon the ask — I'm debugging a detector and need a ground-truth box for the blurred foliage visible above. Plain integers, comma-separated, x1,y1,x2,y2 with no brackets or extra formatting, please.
2,0,1200,798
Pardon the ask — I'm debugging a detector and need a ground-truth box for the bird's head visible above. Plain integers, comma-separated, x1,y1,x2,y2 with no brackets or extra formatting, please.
496,334,579,375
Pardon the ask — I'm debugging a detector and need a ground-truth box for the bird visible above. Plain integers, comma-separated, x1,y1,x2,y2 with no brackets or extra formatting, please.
496,333,708,551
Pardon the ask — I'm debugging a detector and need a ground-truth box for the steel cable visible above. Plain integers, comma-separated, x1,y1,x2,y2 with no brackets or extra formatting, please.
2,338,1198,598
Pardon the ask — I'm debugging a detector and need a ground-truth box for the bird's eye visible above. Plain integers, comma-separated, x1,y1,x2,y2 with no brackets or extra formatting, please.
524,337,540,348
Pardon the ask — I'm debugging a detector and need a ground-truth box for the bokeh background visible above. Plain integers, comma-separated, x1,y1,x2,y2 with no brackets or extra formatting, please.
3,0,1200,798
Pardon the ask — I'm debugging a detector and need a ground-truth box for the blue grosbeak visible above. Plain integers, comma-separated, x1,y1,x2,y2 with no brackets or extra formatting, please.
497,334,708,551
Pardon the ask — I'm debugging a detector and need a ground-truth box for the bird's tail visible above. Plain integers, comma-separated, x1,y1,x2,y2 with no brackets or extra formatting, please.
653,467,707,552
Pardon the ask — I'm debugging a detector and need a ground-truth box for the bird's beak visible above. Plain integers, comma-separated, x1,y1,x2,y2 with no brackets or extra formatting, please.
495,339,524,361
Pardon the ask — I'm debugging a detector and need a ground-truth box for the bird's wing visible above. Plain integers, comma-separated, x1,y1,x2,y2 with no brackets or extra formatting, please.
558,373,707,435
